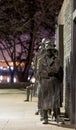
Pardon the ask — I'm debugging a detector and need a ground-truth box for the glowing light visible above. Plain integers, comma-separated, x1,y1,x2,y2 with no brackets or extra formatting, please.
11,67,13,70
14,77,16,82
30,77,35,83
0,75,3,80
0,66,3,69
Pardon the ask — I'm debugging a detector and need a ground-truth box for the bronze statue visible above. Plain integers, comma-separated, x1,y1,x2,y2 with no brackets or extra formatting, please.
38,39,62,124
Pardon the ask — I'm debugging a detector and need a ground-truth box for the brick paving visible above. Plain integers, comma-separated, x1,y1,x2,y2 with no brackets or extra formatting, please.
0,89,75,130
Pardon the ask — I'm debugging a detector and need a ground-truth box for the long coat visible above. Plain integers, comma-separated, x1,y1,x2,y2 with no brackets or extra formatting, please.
38,54,61,110
35,54,45,110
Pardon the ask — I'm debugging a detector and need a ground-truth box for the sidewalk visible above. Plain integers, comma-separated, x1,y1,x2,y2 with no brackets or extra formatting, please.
0,89,75,130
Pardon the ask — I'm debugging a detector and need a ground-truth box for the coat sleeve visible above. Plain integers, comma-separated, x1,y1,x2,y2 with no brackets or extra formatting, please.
48,57,61,74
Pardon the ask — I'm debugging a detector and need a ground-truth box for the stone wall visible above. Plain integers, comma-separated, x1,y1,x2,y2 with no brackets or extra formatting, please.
64,0,72,118
57,0,72,118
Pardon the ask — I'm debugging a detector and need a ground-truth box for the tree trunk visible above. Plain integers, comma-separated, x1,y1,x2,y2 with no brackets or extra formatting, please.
10,71,15,83
23,0,36,82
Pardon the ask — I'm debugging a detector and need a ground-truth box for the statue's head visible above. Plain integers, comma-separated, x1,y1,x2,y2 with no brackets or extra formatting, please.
42,39,58,57
45,43,55,50
38,38,57,56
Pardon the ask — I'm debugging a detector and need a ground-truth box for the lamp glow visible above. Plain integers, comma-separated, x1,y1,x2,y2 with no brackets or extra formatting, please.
30,77,35,83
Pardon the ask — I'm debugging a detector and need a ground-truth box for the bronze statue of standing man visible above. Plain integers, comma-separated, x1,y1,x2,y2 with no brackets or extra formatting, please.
38,38,62,124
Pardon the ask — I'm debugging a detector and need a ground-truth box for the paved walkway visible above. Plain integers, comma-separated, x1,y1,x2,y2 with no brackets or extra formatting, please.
0,89,75,130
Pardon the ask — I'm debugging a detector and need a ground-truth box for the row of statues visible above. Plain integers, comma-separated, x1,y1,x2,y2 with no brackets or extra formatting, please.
35,38,63,124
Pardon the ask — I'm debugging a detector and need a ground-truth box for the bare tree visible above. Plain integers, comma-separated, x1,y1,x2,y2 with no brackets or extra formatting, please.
0,0,63,82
